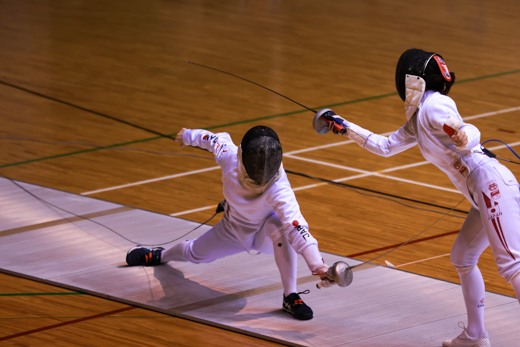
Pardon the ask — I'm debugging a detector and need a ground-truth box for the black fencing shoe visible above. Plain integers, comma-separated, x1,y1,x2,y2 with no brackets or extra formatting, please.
283,290,313,320
126,246,165,266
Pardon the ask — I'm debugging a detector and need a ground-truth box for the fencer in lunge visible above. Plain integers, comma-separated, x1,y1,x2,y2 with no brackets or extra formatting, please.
314,48,520,346
127,125,336,320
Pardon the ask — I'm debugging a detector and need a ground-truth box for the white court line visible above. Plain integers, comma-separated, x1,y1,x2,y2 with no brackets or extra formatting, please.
286,154,461,193
284,131,394,156
81,166,220,195
80,106,519,203
284,105,520,156
395,253,450,268
284,154,370,174
463,106,520,120
173,138,520,213
171,205,217,216
487,140,520,152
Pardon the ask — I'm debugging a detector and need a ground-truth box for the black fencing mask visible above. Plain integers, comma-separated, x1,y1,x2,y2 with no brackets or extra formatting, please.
241,126,282,185
395,48,452,101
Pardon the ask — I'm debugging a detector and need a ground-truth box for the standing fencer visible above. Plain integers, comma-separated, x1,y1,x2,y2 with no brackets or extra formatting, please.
314,49,520,346
127,125,336,320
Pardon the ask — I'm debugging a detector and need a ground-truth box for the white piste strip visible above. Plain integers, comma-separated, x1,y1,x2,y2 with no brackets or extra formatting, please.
81,166,220,195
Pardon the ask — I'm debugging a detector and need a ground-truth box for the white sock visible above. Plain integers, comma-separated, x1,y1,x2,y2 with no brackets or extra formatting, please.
273,235,298,296
457,265,486,337
161,241,190,263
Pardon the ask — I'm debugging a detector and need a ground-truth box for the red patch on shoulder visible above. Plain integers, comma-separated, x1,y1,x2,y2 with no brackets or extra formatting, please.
292,220,299,227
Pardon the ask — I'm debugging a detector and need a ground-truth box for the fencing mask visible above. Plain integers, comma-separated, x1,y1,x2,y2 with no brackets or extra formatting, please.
395,49,453,119
240,126,283,185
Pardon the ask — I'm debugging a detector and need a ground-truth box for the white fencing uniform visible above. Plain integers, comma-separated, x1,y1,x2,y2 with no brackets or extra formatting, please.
353,90,520,281
162,129,325,295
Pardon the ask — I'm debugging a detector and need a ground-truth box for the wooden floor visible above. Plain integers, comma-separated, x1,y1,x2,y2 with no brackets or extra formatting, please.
1,0,520,346
2,178,520,347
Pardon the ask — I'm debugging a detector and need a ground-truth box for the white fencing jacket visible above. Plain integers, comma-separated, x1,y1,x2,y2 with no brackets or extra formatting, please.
182,129,319,255
360,90,494,207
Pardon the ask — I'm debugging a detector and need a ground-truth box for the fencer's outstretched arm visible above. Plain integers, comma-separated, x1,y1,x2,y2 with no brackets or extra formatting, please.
176,128,234,161
325,115,417,157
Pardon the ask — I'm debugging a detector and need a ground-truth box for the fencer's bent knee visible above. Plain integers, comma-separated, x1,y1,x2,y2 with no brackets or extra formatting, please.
184,240,215,264
454,264,477,275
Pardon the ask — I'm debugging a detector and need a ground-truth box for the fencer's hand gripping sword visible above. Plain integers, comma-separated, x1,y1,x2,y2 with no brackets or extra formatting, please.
316,261,354,289
186,61,348,133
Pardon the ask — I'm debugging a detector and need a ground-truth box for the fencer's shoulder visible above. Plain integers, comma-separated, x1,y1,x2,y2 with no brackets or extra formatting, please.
421,92,459,120
274,178,296,200
422,92,457,110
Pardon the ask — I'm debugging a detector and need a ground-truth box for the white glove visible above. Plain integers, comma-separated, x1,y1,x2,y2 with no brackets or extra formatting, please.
313,264,337,289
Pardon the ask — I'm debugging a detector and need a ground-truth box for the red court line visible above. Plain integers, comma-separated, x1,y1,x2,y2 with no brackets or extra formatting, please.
347,230,460,258
0,306,136,341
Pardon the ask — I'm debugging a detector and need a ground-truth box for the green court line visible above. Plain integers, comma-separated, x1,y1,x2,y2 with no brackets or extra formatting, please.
0,315,173,320
0,292,85,297
1,69,519,169
456,69,520,84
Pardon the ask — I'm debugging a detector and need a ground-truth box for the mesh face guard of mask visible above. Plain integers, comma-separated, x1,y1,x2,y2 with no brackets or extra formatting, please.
241,126,283,185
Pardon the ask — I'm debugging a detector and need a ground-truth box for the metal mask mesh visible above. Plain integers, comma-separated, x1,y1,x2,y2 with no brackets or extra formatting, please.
241,126,283,185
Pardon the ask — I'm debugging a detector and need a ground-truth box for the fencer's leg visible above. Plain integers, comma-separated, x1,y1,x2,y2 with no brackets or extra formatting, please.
474,164,520,295
450,206,489,338
455,265,486,337
262,213,313,320
510,271,520,304
260,213,298,296
161,240,190,262
273,234,298,296
162,221,244,264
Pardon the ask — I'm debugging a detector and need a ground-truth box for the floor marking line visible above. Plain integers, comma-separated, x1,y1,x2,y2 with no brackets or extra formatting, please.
347,230,460,258
396,253,451,268
463,106,520,120
0,306,136,341
0,292,84,297
81,114,520,197
284,106,520,156
170,205,216,216
0,206,134,237
286,154,461,194
81,166,220,195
